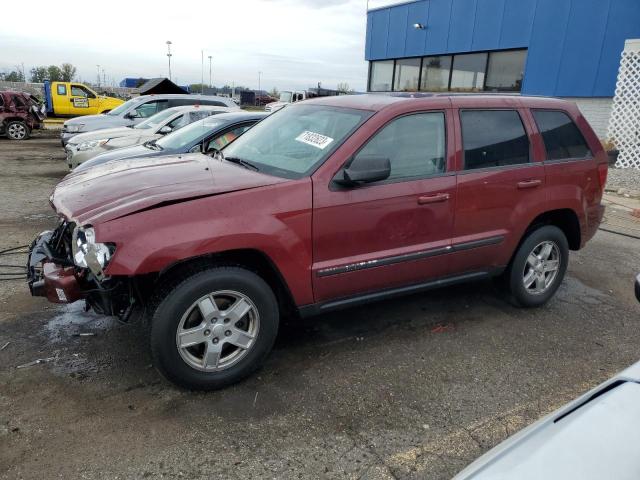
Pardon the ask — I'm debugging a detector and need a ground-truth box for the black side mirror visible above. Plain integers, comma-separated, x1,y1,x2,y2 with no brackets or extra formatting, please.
335,155,391,187
125,111,138,119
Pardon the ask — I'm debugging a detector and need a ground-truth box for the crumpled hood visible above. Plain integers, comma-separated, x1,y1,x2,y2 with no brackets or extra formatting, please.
52,153,287,225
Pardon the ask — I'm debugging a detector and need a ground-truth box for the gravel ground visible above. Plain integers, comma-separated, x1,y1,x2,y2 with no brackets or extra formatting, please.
607,167,640,193
1,135,640,479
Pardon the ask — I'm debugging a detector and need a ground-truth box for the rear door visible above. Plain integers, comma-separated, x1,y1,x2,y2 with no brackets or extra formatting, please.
312,110,457,302
53,83,70,115
449,106,546,274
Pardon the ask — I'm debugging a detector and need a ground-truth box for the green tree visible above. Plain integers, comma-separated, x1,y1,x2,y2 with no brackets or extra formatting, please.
3,69,25,82
30,66,49,83
60,63,77,82
47,65,63,82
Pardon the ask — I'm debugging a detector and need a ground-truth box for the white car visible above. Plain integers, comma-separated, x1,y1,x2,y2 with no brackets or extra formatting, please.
64,105,232,168
455,359,640,480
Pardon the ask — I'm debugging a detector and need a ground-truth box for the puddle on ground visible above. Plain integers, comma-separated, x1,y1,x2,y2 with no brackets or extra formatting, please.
557,276,611,307
45,302,118,343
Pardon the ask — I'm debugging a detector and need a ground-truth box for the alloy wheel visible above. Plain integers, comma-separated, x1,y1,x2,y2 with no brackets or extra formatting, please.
522,240,561,295
7,123,27,140
175,290,260,372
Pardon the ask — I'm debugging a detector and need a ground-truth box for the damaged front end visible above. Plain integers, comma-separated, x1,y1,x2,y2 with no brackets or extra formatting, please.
27,221,136,320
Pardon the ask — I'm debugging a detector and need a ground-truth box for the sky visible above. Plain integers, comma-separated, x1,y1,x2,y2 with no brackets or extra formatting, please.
0,0,402,92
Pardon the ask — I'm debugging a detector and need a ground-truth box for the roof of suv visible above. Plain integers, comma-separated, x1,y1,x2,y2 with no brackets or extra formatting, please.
304,93,575,112
130,93,237,108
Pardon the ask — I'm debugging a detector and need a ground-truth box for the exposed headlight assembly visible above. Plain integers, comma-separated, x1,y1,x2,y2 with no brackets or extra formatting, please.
72,226,115,280
65,124,85,133
77,139,109,151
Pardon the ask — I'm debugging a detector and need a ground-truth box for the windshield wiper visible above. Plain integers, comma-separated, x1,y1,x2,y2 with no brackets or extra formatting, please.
224,156,259,171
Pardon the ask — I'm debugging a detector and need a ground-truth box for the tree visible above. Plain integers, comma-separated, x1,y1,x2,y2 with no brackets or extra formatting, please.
60,63,77,82
47,65,63,82
30,66,49,83
2,68,25,82
269,87,279,98
336,82,352,93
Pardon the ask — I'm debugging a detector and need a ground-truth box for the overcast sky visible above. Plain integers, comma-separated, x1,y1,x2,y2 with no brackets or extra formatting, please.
0,0,405,92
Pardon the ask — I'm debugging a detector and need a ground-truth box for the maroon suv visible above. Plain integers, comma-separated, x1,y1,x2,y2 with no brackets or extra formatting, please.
0,91,44,140
27,94,607,390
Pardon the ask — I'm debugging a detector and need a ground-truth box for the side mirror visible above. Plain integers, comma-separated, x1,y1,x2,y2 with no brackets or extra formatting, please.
335,155,391,187
125,111,139,119
159,126,172,134
188,144,202,153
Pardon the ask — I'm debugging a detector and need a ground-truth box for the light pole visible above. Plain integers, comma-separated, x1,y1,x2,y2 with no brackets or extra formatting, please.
201,50,205,93
96,64,101,87
208,55,212,88
257,71,262,105
166,41,172,81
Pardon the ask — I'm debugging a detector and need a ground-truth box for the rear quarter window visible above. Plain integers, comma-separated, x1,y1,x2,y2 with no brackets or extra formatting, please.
57,84,67,96
532,110,592,160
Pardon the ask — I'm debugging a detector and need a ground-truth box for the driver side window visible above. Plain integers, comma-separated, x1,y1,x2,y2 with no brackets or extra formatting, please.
206,124,252,152
355,112,446,181
134,100,168,118
71,85,95,99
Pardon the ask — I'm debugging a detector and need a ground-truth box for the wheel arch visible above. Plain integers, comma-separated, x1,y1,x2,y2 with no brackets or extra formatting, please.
157,248,298,318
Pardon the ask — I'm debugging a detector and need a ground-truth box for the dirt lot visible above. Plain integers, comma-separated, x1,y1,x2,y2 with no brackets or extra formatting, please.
1,132,639,479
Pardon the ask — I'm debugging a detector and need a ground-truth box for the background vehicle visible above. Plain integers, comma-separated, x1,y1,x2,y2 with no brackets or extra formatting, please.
74,111,268,172
27,94,607,390
61,94,239,146
0,91,45,140
64,105,232,169
44,80,123,117
454,359,640,479
264,90,306,112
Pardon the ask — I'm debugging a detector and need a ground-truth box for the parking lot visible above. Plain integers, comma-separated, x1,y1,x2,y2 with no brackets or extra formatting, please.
1,132,639,479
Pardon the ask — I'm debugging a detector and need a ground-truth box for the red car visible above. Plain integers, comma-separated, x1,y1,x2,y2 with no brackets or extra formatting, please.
28,94,607,390
0,91,45,140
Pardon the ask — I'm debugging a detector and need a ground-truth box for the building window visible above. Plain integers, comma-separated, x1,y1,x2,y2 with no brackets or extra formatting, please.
485,50,527,92
369,60,394,92
393,58,421,91
461,110,529,170
450,53,487,92
420,56,452,92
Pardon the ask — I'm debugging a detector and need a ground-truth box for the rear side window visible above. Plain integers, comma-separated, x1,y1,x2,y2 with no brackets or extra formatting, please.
461,110,529,170
532,110,592,160
57,84,67,96
202,99,229,107
355,112,446,181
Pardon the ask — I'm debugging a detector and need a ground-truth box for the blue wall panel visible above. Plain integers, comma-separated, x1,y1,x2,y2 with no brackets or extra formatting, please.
405,1,430,56
447,0,478,52
499,0,536,48
425,0,453,54
387,5,410,58
366,0,640,97
521,0,570,95
472,0,505,51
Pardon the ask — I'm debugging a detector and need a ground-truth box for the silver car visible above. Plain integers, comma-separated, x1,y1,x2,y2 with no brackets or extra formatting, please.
61,94,239,146
64,105,231,168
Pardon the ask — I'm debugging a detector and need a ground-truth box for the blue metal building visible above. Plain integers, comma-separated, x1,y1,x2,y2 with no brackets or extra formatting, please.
365,0,640,98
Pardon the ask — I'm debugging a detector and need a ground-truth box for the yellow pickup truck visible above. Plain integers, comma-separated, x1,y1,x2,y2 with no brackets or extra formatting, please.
44,81,124,117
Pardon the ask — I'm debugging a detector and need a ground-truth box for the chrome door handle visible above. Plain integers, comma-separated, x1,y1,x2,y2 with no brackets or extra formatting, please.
418,193,450,205
517,179,542,189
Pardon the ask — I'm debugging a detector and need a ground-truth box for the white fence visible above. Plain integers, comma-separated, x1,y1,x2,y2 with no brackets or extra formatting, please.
608,39,640,169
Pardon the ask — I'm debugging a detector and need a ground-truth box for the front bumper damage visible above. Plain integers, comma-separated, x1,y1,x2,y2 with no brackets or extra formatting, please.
27,223,136,319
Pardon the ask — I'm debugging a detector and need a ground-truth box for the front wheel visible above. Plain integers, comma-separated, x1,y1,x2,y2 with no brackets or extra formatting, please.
507,225,569,307
150,266,279,390
6,121,30,140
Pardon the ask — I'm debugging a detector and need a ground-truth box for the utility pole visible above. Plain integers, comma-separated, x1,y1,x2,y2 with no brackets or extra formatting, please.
201,50,205,94
257,71,262,105
21,63,25,82
208,55,212,88
166,41,172,81
102,68,106,88
96,64,101,87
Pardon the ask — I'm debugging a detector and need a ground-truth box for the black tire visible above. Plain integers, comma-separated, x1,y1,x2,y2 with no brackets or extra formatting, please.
6,121,30,140
150,266,279,390
507,225,569,307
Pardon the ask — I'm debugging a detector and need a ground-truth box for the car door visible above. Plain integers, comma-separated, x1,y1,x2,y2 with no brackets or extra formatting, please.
69,84,98,115
312,110,457,302
449,108,546,275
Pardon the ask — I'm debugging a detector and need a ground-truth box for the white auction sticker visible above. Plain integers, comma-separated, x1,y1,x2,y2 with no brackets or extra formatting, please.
295,131,334,150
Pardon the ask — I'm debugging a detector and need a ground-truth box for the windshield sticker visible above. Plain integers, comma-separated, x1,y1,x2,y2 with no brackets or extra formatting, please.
295,131,334,150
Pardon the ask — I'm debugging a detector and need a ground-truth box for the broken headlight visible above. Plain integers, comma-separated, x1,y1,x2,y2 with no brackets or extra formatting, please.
72,226,115,279
77,138,109,151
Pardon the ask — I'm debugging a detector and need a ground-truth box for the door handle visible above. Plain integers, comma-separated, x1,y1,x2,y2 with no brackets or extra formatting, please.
517,179,542,189
418,193,450,205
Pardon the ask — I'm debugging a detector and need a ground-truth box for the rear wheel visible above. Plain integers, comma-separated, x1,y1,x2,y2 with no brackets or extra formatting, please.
507,225,568,307
150,266,279,390
6,121,30,140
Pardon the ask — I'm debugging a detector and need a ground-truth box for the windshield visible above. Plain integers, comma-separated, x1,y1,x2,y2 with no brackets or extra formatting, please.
134,108,179,130
156,117,226,150
106,98,140,116
279,91,292,103
222,105,371,179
